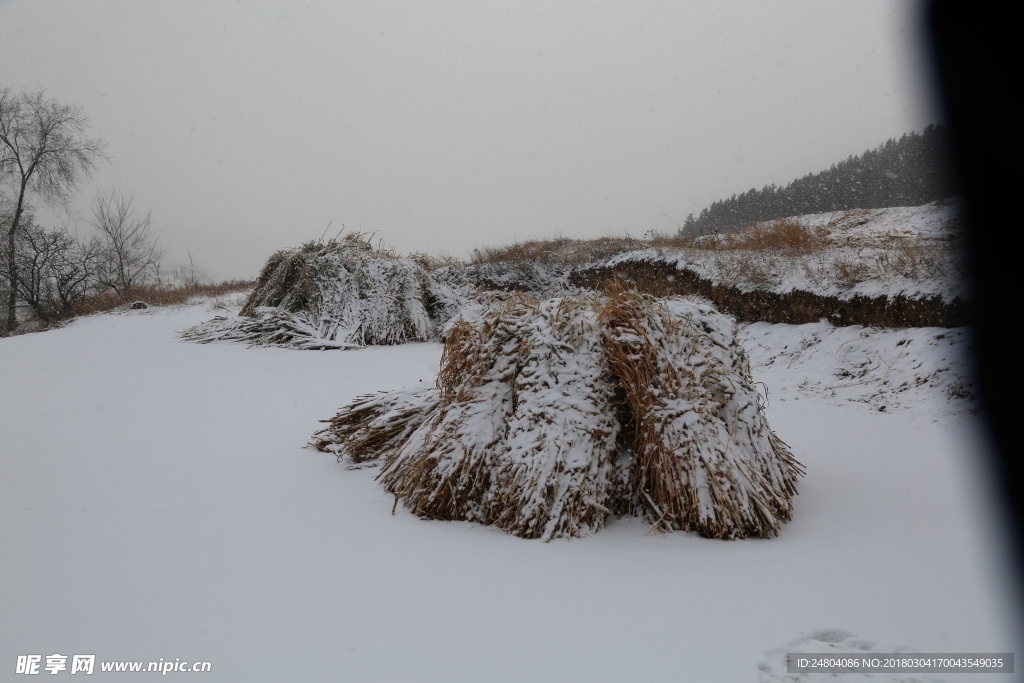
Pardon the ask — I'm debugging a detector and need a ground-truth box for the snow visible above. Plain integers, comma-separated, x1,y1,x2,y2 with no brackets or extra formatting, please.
1,299,1016,682
738,321,975,414
760,629,957,682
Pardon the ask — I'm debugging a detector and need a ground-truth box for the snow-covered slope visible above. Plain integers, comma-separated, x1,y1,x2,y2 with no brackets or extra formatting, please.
0,300,1013,682
599,199,966,303
740,321,975,414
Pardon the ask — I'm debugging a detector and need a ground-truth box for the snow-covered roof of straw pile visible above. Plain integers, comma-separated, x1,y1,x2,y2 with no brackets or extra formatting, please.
182,235,475,349
314,286,804,540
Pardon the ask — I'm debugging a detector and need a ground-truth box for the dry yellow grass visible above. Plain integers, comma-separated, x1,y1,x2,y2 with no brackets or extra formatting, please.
79,280,255,313
471,236,644,267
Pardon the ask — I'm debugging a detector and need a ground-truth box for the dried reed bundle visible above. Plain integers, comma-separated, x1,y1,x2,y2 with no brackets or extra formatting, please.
182,235,475,348
600,285,803,538
314,289,803,540
313,388,441,463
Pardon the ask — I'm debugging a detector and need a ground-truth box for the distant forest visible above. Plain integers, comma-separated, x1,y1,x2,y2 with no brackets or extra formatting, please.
680,124,958,235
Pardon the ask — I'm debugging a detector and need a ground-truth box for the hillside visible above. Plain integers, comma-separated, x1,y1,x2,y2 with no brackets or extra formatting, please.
468,199,966,328
680,124,957,236
599,199,964,302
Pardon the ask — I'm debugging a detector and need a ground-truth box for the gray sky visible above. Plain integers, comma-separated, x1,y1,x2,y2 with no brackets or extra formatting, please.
1,0,935,281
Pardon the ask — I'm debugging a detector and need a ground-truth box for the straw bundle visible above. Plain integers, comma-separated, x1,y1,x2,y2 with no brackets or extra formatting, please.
182,235,474,349
599,287,802,537
315,288,803,540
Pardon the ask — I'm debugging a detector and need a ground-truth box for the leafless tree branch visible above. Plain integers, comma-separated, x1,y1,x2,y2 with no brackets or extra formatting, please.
91,187,167,296
1,86,107,333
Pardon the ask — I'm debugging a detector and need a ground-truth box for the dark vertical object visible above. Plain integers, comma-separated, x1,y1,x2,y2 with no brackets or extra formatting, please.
928,2,1024,594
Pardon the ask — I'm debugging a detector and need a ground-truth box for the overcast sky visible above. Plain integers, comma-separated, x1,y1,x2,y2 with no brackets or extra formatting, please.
1,0,935,280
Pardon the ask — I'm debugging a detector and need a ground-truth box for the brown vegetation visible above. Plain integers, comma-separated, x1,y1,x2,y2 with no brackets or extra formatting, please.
687,219,826,254
78,280,255,315
571,262,968,327
470,220,827,268
471,236,644,267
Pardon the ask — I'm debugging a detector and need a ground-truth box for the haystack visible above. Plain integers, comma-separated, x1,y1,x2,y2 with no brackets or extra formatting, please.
314,286,803,540
182,235,475,349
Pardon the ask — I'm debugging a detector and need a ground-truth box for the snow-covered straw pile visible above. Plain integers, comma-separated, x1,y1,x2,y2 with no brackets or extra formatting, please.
181,235,474,349
314,286,804,540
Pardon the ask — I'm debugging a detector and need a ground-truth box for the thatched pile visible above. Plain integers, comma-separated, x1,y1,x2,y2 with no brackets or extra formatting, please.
314,287,803,540
182,235,476,349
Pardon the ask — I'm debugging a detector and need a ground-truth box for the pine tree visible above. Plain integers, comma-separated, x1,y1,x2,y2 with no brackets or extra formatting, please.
680,125,958,236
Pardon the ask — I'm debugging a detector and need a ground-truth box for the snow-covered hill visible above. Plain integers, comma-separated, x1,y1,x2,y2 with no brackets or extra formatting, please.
600,199,966,303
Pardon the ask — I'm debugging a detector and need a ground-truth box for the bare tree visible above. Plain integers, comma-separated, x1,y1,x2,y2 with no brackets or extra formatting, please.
0,87,105,333
15,224,100,321
91,187,166,297
175,251,205,288
0,195,13,316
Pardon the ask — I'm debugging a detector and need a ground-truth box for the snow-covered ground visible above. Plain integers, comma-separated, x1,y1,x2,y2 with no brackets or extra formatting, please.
1,299,1017,682
739,321,975,415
